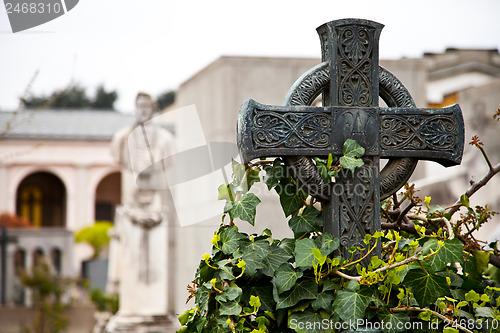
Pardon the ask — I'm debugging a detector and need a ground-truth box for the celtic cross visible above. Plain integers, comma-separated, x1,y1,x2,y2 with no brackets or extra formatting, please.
237,19,464,265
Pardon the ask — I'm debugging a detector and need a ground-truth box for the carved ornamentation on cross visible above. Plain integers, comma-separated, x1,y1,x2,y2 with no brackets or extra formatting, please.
237,19,464,266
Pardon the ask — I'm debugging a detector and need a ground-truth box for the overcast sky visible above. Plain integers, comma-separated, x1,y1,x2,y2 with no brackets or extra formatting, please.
1,0,499,112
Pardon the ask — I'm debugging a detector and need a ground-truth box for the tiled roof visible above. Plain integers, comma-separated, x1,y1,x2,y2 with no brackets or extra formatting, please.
0,109,135,141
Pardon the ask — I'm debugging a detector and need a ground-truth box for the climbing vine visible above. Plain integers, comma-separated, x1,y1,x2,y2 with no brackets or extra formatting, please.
178,113,500,333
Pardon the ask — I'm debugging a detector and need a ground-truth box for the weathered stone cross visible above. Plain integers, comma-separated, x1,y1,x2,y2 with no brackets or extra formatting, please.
237,19,464,265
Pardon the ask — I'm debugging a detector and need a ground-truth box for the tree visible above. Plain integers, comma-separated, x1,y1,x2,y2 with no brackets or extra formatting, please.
157,90,176,110
91,85,118,109
21,84,118,110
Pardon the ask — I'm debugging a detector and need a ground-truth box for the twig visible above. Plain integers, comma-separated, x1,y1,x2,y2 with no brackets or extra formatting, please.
406,214,453,239
447,161,500,216
391,307,473,333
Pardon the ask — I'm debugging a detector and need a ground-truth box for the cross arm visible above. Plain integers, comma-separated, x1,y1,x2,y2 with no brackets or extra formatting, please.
379,104,464,167
237,99,464,168
237,98,331,163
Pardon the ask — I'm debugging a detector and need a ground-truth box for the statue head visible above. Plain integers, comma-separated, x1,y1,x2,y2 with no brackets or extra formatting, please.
135,92,157,124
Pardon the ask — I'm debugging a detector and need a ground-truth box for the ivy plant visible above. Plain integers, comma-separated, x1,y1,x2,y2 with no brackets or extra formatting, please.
178,120,500,333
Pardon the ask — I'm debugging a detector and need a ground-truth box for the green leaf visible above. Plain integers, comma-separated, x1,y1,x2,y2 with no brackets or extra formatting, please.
473,250,490,274
332,286,372,322
295,238,317,268
404,268,452,306
196,285,210,313
219,226,247,255
276,182,305,217
276,279,318,309
240,250,265,277
242,284,275,312
460,194,470,208
279,238,295,256
260,244,292,277
219,301,242,316
340,139,365,173
343,138,365,158
225,192,261,225
319,233,339,256
272,263,303,294
475,306,495,318
243,239,270,259
245,167,261,191
263,159,286,190
327,153,334,169
428,205,445,215
421,238,464,272
215,265,235,280
339,155,364,174
311,292,335,312
378,311,410,333
217,183,234,201
215,286,242,302
288,206,323,237
232,159,246,184
289,311,334,333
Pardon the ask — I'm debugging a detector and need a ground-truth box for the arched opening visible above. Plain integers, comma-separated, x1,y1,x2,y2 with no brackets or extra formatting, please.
33,248,45,267
50,248,62,274
95,172,121,222
16,172,66,228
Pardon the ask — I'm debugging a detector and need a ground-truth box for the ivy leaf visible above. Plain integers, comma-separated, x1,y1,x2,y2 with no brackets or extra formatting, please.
276,279,318,309
279,238,295,256
339,139,365,173
196,285,210,313
289,311,334,333
261,245,293,277
319,233,339,256
240,250,265,277
332,286,373,322
404,268,452,306
377,310,411,333
242,285,275,312
243,239,270,259
288,206,323,237
225,192,261,225
231,159,246,185
421,238,464,272
295,238,317,268
215,286,242,302
219,301,242,316
276,182,305,217
219,226,247,255
339,155,364,174
475,307,495,318
263,159,286,190
245,167,261,191
215,265,235,280
311,292,335,312
217,183,234,201
272,263,304,294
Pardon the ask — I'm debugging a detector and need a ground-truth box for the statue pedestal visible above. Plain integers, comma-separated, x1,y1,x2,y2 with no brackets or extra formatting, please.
106,203,177,333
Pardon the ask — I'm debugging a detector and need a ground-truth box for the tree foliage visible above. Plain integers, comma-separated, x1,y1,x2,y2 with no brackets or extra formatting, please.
157,90,176,110
178,113,500,333
21,84,118,109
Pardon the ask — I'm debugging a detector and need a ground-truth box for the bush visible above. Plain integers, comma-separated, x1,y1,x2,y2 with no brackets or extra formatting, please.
74,221,113,259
